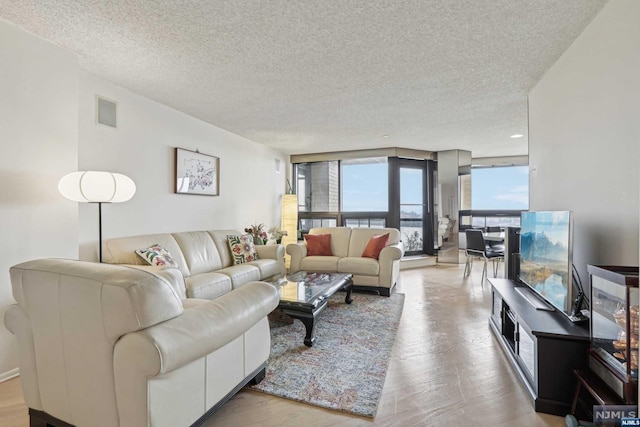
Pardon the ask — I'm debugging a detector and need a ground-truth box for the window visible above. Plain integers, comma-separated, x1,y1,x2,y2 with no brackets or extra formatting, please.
400,167,424,252
341,158,388,212
299,218,337,231
294,156,437,256
296,162,339,212
344,217,386,228
471,166,529,210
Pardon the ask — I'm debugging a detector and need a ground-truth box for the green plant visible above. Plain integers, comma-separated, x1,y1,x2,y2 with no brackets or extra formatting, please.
244,223,268,244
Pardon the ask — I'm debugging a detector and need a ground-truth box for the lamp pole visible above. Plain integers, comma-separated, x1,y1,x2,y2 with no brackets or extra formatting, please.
98,202,103,263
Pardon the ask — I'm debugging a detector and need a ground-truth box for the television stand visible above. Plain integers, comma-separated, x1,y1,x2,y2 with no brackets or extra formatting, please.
514,286,555,311
489,279,590,416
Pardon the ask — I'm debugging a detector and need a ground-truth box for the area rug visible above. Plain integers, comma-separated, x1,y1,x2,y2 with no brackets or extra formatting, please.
249,291,405,417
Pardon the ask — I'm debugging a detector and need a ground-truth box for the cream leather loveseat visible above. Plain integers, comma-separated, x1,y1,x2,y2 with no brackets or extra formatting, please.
4,259,279,427
101,229,285,299
287,227,404,296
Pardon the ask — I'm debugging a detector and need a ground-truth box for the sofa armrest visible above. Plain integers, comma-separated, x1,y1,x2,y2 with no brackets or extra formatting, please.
4,305,42,410
114,281,279,376
378,243,404,288
127,265,187,300
255,244,284,261
379,243,404,263
286,243,307,273
255,244,286,276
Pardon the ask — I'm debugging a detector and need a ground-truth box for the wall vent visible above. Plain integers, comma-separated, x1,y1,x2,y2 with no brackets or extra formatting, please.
96,96,117,128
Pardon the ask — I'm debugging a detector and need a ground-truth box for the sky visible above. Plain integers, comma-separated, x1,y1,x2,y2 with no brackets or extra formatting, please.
342,162,388,211
341,163,529,212
471,166,529,210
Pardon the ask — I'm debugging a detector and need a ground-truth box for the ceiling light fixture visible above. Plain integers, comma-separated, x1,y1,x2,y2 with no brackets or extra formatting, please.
510,134,524,139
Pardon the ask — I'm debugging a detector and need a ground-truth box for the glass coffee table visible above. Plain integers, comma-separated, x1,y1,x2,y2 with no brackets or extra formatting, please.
271,271,353,347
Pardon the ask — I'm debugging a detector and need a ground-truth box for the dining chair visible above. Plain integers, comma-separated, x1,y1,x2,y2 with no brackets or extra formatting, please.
463,229,505,284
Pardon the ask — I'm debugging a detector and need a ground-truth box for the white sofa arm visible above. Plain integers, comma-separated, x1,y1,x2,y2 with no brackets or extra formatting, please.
379,243,404,262
114,281,278,376
127,265,187,300
255,244,284,261
255,244,286,276
113,281,278,427
286,243,307,273
378,243,404,288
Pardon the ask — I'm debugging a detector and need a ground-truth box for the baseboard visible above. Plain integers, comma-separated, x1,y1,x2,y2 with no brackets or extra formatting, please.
0,367,19,383
400,255,437,270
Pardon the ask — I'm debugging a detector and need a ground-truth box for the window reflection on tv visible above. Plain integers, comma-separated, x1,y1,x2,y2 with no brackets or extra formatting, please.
519,211,573,314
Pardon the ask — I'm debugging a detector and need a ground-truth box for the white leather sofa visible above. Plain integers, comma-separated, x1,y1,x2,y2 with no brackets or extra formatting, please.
287,227,404,296
101,229,285,300
4,258,279,427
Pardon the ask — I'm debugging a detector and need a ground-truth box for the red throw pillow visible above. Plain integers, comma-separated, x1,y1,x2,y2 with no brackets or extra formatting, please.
362,233,390,260
305,234,333,256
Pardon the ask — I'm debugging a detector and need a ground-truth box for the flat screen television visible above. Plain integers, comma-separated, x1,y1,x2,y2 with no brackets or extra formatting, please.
518,211,575,319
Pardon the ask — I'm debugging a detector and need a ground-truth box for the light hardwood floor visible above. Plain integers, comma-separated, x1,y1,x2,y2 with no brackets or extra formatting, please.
0,263,568,427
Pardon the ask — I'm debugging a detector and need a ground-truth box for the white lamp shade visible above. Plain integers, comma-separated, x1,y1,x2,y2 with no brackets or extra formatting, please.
58,171,136,203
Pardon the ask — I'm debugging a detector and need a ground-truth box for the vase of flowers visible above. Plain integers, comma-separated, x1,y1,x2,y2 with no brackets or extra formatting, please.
268,227,287,244
244,223,268,245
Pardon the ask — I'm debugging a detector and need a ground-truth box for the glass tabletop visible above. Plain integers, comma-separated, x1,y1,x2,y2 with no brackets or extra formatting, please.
272,271,351,305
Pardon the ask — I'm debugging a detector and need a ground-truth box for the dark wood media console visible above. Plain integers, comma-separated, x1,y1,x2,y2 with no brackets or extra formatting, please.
489,279,590,415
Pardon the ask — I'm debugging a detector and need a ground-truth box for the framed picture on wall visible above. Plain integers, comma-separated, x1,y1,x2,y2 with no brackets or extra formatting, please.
175,147,220,196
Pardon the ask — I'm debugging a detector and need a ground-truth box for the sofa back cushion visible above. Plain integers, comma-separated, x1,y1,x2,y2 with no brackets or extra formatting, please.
309,227,352,258
172,231,223,274
103,233,191,276
348,228,400,257
208,230,244,268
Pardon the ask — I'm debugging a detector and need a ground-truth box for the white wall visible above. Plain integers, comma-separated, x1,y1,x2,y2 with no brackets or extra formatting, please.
77,72,288,260
0,20,79,377
0,21,287,378
528,0,639,284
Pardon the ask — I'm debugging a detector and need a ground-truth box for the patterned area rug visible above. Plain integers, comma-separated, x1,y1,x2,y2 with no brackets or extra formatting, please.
249,291,405,417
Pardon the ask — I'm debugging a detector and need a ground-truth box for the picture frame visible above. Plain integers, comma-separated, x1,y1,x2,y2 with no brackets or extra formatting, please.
174,147,220,196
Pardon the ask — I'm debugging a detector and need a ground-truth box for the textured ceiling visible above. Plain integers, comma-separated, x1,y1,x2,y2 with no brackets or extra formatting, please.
1,0,608,157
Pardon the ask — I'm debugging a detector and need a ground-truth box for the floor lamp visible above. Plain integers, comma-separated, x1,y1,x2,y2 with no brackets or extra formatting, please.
58,171,136,262
281,194,298,269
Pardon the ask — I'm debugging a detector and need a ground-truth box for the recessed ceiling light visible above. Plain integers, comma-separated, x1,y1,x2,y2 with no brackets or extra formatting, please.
382,134,390,138
510,134,524,139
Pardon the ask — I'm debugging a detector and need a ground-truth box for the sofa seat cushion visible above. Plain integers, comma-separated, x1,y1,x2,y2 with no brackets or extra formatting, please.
300,256,341,272
185,273,232,299
217,264,261,288
247,259,282,280
338,257,380,276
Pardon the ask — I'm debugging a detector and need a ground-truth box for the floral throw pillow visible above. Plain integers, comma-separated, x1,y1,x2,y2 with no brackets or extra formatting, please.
227,234,260,264
135,244,179,268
